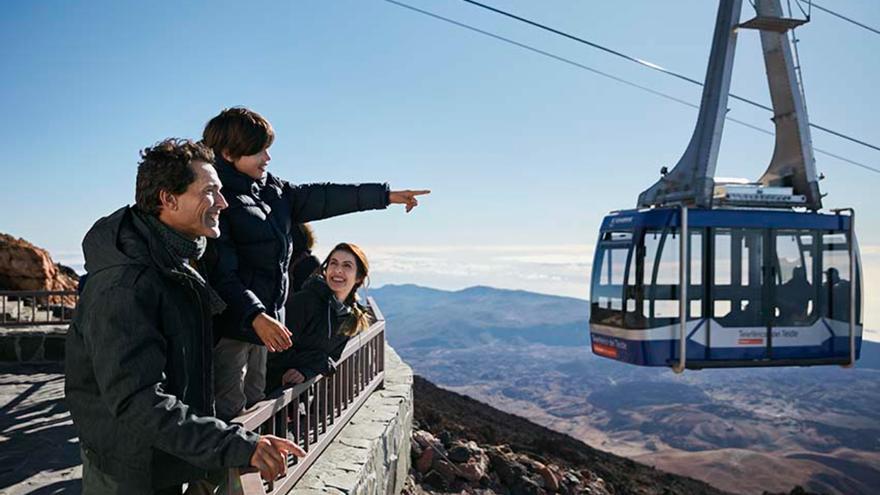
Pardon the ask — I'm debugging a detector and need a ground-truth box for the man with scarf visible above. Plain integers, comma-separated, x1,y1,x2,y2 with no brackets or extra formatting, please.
65,139,303,494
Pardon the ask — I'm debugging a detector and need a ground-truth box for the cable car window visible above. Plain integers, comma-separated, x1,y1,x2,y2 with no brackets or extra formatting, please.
691,300,702,318
690,230,702,287
640,229,681,326
654,300,679,318
775,230,818,326
590,238,635,328
714,232,732,286
715,300,731,319
689,229,703,319
822,233,852,322
645,230,679,285
713,228,764,327
599,247,629,286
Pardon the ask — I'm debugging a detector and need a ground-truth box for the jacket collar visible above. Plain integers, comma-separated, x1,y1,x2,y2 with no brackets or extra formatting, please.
303,275,353,319
214,157,265,196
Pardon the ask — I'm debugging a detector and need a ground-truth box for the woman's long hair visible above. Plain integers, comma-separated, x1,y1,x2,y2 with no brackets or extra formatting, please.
321,243,371,337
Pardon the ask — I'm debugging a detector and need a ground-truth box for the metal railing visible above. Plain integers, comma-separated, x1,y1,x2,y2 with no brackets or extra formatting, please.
0,290,78,326
226,297,387,495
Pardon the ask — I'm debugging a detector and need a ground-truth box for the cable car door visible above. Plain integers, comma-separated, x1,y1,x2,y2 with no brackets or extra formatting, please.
709,228,770,360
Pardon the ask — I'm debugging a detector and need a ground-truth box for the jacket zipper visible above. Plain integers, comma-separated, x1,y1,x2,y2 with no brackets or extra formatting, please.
183,273,212,413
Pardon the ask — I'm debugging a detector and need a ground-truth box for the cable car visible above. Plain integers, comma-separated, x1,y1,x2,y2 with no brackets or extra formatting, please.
588,0,863,371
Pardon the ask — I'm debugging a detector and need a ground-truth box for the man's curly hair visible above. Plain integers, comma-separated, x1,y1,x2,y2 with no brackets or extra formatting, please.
135,138,215,216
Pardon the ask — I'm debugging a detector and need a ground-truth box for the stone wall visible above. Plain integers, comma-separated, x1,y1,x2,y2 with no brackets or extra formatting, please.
293,345,414,495
0,325,67,362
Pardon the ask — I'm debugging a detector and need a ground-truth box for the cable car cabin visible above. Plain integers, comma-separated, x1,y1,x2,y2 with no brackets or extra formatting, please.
589,207,862,370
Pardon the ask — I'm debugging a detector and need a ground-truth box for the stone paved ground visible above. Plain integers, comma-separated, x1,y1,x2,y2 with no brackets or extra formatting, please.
0,363,81,495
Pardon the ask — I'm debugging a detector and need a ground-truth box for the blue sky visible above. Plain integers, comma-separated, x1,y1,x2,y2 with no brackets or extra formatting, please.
1,0,878,327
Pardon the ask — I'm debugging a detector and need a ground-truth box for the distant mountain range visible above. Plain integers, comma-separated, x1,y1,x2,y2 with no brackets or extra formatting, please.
370,284,589,349
372,284,880,495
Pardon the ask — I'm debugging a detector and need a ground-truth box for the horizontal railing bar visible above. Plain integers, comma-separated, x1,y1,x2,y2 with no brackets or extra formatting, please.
336,320,384,362
366,296,385,323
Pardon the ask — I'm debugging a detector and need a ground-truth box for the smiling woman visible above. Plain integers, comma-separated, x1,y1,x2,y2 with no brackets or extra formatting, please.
264,243,372,392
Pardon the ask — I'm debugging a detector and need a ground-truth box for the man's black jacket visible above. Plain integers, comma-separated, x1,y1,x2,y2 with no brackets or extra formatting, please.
65,207,258,488
208,158,388,344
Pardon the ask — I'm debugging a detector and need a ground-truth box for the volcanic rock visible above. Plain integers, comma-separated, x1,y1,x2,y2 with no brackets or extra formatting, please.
403,375,734,495
0,233,78,295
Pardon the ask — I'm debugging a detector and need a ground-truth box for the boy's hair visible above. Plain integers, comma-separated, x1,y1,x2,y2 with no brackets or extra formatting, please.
135,138,214,216
202,107,275,160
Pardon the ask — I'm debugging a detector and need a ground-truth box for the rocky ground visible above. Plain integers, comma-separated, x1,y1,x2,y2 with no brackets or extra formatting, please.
402,375,739,495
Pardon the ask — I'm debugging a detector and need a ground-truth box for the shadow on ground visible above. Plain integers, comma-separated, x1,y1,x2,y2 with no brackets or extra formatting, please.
0,363,81,494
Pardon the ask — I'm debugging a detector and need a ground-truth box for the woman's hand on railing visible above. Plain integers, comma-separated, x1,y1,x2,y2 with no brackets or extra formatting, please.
250,435,305,481
282,369,306,386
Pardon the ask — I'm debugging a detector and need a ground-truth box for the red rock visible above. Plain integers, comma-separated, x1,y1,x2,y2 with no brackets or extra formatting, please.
410,438,424,460
536,464,560,492
432,459,458,484
458,453,489,483
413,430,439,451
416,446,434,474
0,233,78,306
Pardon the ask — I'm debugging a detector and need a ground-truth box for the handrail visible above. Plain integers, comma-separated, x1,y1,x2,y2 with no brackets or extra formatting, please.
0,290,78,326
227,297,387,495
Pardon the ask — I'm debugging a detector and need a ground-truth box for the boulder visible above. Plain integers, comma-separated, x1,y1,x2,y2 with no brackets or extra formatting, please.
448,443,474,463
458,452,490,483
0,233,78,306
536,463,560,492
416,446,434,474
431,459,458,485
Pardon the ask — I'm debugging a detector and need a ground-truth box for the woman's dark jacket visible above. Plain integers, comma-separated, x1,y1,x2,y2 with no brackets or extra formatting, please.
64,206,258,488
265,276,357,392
207,158,388,344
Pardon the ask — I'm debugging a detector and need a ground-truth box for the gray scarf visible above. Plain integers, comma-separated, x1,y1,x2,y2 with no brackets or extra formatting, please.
144,215,227,315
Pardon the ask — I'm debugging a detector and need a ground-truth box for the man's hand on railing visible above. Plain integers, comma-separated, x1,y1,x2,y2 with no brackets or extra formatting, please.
250,435,305,481
253,312,292,352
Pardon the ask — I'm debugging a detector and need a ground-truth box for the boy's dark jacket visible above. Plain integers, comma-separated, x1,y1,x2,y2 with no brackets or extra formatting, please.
207,158,387,344
65,206,258,488
265,275,360,392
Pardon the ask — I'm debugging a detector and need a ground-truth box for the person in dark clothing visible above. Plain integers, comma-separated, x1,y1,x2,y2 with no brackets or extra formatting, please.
202,107,429,420
65,139,302,495
288,223,320,294
266,243,372,393
777,265,813,325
